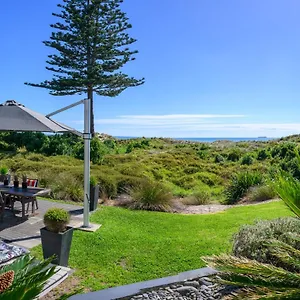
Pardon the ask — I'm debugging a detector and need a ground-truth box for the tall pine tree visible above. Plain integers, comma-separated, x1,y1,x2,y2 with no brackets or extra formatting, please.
26,0,144,135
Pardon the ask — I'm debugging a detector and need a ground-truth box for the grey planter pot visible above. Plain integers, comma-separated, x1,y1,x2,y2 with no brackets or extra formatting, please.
40,226,74,267
90,184,99,212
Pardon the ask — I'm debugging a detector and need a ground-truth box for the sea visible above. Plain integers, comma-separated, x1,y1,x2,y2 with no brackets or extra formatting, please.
115,137,276,143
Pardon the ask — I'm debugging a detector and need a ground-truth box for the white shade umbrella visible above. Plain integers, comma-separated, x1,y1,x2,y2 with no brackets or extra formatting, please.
0,100,78,134
0,99,91,228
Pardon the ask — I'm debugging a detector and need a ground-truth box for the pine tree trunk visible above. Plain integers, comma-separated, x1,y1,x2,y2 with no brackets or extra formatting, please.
88,87,95,136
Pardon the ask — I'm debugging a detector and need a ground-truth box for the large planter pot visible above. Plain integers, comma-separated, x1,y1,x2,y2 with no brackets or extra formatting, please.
40,226,74,267
90,184,99,212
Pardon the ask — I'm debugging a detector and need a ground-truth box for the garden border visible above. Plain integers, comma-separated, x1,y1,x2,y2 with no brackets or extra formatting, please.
70,267,217,300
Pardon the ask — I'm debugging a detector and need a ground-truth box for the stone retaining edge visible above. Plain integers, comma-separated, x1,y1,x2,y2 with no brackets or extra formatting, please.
70,267,217,300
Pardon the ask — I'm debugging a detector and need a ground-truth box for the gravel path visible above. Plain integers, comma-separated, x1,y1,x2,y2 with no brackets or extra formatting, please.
172,199,279,215
108,195,280,215
128,276,238,300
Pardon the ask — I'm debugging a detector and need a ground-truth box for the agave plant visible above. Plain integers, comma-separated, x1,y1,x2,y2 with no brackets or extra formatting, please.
203,173,300,299
0,254,56,300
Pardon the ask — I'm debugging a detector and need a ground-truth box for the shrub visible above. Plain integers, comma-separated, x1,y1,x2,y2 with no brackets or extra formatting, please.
50,172,84,202
182,190,211,205
197,150,208,159
0,166,8,175
44,208,70,233
280,157,300,179
257,149,270,160
241,155,253,165
0,141,17,152
271,142,297,160
214,154,224,163
273,173,300,217
232,217,300,271
227,150,241,162
225,171,263,204
116,176,145,194
247,185,276,202
90,176,97,186
98,176,118,199
196,172,221,186
130,180,172,212
125,143,134,153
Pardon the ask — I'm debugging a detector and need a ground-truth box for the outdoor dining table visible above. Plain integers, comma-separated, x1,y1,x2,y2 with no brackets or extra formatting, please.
0,185,51,219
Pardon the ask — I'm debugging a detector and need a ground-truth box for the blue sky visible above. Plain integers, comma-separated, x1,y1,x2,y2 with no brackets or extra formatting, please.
1,0,300,138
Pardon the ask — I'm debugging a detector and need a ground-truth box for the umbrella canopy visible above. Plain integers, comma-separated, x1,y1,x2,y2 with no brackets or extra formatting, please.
0,99,90,228
0,100,78,134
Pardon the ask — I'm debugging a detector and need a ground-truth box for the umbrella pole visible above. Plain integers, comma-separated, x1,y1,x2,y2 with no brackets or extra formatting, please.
83,98,91,228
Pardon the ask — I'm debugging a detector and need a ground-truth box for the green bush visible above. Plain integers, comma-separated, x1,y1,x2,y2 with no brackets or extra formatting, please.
241,155,253,165
90,176,97,186
227,150,241,162
257,149,270,160
197,150,208,159
232,217,300,271
273,173,300,217
196,172,221,186
214,154,225,163
98,176,118,199
0,166,8,175
43,208,70,233
49,172,84,202
125,143,134,153
0,141,17,152
225,171,263,204
280,157,300,179
271,142,297,160
116,176,145,193
130,180,173,212
247,185,276,202
182,190,211,205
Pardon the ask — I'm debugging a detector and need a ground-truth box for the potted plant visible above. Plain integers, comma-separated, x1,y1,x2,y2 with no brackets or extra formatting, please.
0,166,8,183
22,175,27,189
13,174,19,188
90,176,99,212
40,208,73,267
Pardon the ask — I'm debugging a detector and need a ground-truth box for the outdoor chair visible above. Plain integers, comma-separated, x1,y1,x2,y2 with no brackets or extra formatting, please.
9,179,39,216
26,179,39,213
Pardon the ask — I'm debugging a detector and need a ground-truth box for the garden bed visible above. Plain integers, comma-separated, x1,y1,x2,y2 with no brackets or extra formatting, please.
70,267,238,300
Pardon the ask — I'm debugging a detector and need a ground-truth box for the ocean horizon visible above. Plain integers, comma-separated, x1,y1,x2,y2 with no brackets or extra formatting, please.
115,136,276,143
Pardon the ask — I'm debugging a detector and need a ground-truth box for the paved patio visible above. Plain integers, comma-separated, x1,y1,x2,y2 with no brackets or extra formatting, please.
0,199,84,248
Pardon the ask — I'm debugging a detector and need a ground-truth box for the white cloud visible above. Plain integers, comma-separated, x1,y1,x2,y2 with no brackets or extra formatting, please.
71,114,300,138
88,114,245,126
118,114,245,119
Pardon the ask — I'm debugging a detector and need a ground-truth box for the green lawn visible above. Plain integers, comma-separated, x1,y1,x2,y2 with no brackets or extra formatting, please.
32,200,293,291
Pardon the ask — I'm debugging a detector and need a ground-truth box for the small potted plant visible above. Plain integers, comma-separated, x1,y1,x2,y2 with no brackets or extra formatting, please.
90,176,99,212
0,167,8,183
22,175,27,189
40,208,73,267
13,174,19,188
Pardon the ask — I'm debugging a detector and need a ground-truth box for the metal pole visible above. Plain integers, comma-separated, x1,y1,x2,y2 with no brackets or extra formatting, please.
83,97,91,228
46,99,86,118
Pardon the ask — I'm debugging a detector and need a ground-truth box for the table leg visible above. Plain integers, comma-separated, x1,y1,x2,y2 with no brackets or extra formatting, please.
32,197,35,214
22,198,25,219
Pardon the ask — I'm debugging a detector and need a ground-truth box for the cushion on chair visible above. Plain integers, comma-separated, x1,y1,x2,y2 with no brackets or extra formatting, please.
27,179,38,187
0,241,28,264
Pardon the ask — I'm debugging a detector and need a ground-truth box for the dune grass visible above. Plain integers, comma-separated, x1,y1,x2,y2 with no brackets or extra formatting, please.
32,200,293,291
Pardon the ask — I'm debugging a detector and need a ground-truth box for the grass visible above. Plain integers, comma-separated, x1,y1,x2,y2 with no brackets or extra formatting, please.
32,200,293,291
